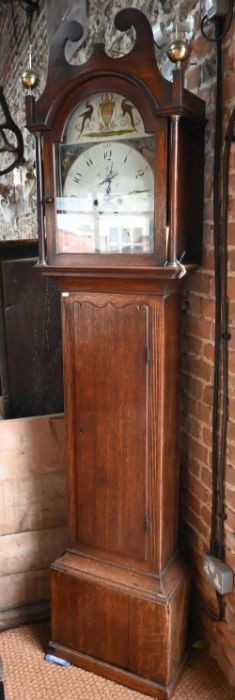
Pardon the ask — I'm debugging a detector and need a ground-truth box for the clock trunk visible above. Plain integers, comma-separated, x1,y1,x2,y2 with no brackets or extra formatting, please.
49,283,190,699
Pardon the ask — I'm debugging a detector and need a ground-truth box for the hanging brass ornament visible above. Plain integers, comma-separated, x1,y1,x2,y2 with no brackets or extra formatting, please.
167,18,190,68
20,43,39,91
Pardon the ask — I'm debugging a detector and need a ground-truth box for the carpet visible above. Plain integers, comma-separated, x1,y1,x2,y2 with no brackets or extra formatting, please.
0,623,234,700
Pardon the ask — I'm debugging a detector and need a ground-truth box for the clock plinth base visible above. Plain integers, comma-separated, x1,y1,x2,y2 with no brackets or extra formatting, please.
49,551,191,698
48,642,188,700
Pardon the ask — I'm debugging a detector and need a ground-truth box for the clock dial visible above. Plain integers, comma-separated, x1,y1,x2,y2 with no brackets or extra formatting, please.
56,138,154,254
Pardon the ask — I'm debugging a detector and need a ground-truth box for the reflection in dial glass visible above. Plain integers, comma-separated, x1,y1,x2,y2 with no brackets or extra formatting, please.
55,93,155,254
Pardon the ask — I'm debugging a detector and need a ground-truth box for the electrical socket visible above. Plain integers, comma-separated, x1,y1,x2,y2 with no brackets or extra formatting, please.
203,554,233,594
202,0,231,19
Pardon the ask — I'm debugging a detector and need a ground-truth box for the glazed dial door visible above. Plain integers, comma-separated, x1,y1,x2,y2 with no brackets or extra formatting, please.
55,92,155,255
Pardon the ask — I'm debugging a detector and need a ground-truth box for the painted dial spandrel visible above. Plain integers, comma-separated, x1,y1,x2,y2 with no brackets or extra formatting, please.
55,93,155,254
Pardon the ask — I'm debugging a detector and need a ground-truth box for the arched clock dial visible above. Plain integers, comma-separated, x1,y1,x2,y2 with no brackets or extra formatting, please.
58,141,154,254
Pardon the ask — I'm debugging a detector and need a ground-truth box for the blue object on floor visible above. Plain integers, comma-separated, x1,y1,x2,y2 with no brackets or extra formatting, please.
45,653,71,667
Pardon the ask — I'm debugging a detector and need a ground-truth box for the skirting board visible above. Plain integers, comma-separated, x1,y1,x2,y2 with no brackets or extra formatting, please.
0,602,50,631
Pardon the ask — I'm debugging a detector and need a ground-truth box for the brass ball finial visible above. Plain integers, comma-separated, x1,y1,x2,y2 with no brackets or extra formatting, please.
167,39,190,66
166,17,190,70
20,42,39,91
20,68,39,91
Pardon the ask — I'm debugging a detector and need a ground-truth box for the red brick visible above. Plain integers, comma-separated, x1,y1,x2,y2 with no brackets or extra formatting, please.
223,623,235,651
225,604,235,630
227,326,235,347
209,276,216,298
184,508,209,541
203,384,214,407
182,355,212,383
201,504,213,529
201,298,215,320
228,176,235,197
223,74,235,103
203,224,214,249
228,351,235,375
227,421,235,444
223,42,235,73
227,276,235,299
193,357,213,382
227,223,235,246
184,316,212,341
224,523,235,553
181,395,197,420
181,334,203,356
204,173,213,200
203,342,214,362
182,374,204,401
181,353,193,379
225,464,235,487
186,294,202,316
225,594,235,615
187,415,202,440
196,400,213,425
186,271,211,295
224,483,235,512
223,642,235,673
186,64,201,91
225,510,235,532
185,489,202,516
191,34,212,61
181,456,201,479
227,441,235,463
201,466,212,489
228,400,235,420
186,434,210,466
186,472,210,502
202,426,212,449
228,197,235,220
204,200,214,221
228,373,235,392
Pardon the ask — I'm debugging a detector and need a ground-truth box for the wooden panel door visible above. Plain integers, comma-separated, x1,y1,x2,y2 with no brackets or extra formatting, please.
63,294,152,565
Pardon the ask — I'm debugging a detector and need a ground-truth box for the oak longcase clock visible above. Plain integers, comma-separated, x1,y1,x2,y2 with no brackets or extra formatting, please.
26,9,205,699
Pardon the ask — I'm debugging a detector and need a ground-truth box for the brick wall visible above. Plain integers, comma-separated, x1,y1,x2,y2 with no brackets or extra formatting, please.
182,8,235,686
0,0,235,687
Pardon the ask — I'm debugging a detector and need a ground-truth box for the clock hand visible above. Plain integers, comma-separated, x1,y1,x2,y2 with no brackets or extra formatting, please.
98,163,118,191
128,189,150,195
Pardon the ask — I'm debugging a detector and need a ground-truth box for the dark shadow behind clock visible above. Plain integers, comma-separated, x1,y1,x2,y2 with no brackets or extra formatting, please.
0,240,64,419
